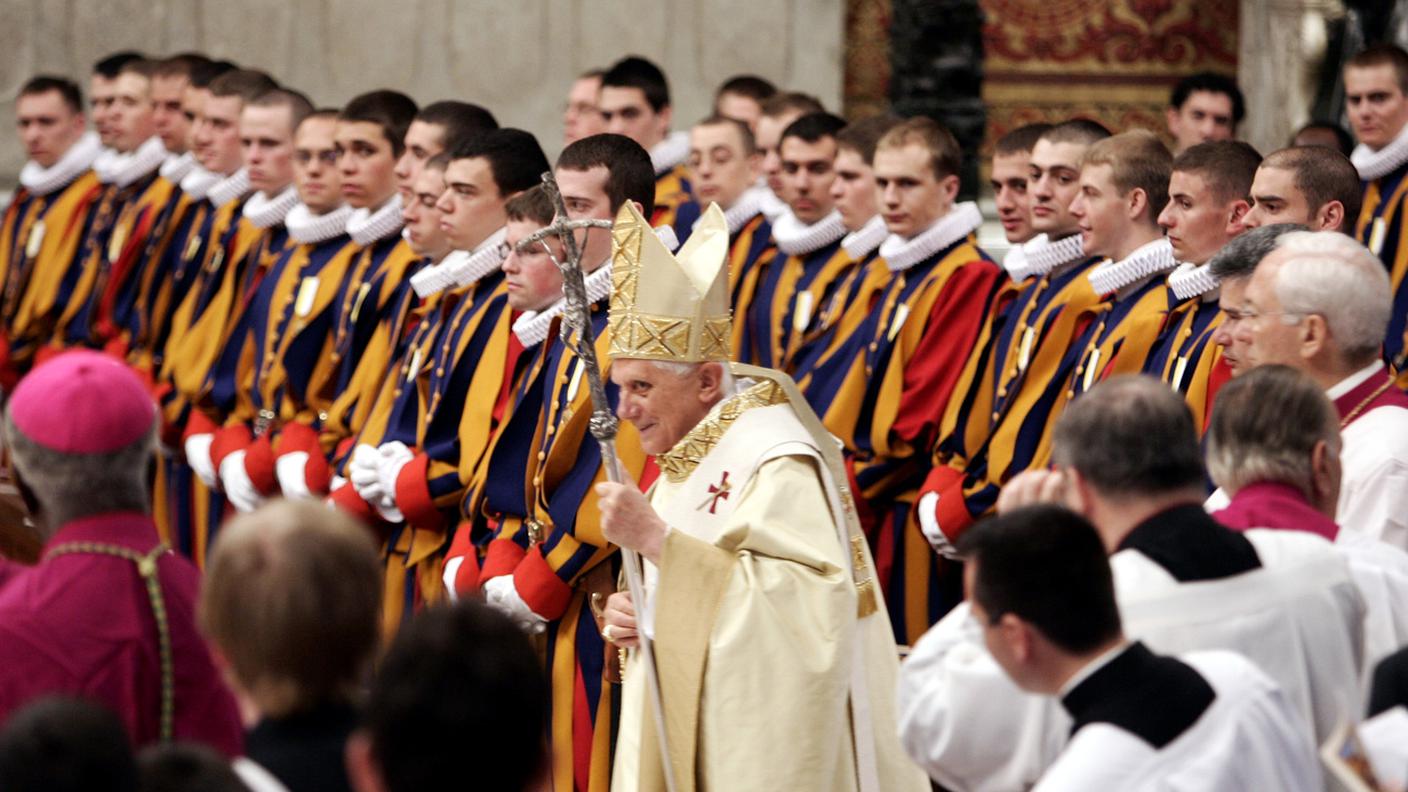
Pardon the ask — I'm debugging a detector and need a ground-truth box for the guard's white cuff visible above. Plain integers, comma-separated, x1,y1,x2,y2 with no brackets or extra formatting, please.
184,434,217,488
483,575,547,634
219,450,263,513
276,452,313,500
443,556,466,602
917,491,960,559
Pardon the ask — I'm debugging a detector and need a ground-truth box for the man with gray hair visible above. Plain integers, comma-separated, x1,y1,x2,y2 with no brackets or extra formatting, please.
1206,222,1307,376
1205,364,1408,666
899,374,1363,790
0,350,241,753
1233,230,1408,548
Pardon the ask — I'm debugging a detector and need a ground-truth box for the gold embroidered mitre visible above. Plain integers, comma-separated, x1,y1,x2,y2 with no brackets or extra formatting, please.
608,200,731,363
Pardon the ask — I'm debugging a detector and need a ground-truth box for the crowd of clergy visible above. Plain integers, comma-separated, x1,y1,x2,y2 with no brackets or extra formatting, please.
3,39,1408,792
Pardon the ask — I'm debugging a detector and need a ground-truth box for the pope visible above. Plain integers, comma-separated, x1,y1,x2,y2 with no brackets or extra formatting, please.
595,201,925,792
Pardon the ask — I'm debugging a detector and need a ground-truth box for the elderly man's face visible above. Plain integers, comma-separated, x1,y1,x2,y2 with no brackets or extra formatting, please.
611,359,723,455
1236,250,1309,370
1213,276,1252,376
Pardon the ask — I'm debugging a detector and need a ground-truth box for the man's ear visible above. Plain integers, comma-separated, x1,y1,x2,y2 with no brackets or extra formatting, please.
345,731,388,792
1061,467,1093,517
941,173,960,202
12,471,40,523
698,361,726,403
1126,187,1149,223
1226,199,1251,233
1309,438,1341,506
746,151,763,180
1300,313,1330,361
998,613,1032,663
1316,200,1345,233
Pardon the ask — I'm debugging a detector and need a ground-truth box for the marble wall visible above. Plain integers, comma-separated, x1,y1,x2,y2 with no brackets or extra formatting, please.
0,0,845,184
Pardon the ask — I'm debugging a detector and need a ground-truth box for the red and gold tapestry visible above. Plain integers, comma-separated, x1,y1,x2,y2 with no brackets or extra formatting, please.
981,0,1238,154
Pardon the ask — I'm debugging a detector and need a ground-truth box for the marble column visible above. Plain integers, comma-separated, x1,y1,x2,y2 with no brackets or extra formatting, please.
1238,0,1346,154
888,0,985,199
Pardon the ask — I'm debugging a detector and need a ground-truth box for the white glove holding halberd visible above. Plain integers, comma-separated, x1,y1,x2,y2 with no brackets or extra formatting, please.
276,452,313,499
374,441,415,504
219,450,264,513
348,444,385,504
917,491,960,559
482,575,548,634
184,434,218,488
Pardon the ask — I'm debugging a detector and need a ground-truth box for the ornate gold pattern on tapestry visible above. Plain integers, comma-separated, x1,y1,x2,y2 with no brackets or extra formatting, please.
980,0,1238,159
844,0,892,118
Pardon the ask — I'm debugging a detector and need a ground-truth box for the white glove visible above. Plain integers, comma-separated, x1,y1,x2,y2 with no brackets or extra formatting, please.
482,575,547,634
375,441,415,504
276,452,313,500
184,434,217,488
372,499,405,524
348,444,385,504
219,450,263,513
917,491,960,559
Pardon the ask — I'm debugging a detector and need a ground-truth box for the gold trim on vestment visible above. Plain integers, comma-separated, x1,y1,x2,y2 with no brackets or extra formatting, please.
655,378,788,483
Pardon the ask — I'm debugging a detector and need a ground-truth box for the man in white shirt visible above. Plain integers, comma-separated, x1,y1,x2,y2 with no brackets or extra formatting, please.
956,504,1319,792
1232,230,1408,548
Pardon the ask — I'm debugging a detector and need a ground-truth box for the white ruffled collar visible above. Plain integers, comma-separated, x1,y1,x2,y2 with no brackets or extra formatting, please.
242,185,300,229
18,132,101,196
878,201,984,272
650,130,690,176
159,151,197,183
207,168,251,209
285,203,352,244
410,226,507,298
180,166,220,200
759,186,788,223
842,214,889,260
512,259,614,347
1352,121,1408,182
1005,232,1085,282
1087,237,1177,295
709,186,767,234
346,194,405,246
92,136,167,188
772,208,847,256
654,223,679,253
1167,260,1221,301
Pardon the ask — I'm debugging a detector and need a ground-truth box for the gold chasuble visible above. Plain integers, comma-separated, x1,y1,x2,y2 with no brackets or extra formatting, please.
605,202,925,792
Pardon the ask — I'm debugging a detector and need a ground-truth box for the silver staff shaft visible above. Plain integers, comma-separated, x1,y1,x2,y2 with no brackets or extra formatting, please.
534,172,678,792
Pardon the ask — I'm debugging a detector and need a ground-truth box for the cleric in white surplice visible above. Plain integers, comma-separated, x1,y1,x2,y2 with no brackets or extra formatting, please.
898,376,1362,791
955,504,1321,792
